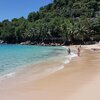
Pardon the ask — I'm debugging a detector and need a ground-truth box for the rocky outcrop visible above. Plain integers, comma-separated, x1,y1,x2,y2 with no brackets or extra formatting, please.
0,40,4,44
20,41,32,45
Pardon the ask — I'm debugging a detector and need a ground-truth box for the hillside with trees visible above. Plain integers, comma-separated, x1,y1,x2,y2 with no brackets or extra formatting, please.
0,0,100,45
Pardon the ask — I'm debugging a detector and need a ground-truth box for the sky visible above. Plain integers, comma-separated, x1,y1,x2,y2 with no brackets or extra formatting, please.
0,0,52,21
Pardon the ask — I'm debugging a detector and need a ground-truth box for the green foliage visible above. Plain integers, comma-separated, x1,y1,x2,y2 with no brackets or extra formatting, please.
0,0,100,44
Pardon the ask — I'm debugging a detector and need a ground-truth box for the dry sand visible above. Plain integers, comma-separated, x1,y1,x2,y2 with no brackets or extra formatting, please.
0,44,100,100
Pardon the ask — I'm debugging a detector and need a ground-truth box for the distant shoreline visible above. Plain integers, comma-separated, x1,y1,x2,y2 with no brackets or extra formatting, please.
0,40,99,46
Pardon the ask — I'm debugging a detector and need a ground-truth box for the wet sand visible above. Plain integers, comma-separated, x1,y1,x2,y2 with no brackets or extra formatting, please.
0,44,100,100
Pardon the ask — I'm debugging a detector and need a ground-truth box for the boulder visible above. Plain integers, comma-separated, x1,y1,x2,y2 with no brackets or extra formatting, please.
20,41,31,45
0,40,4,44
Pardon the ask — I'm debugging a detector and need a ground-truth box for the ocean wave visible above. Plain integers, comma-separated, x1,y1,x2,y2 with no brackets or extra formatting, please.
63,53,77,65
0,72,15,80
45,65,64,74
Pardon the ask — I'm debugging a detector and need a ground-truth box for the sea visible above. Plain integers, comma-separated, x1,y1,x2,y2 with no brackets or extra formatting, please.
0,44,77,81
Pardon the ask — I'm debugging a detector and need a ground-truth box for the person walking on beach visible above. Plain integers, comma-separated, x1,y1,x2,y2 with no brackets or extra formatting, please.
68,48,71,55
77,47,80,56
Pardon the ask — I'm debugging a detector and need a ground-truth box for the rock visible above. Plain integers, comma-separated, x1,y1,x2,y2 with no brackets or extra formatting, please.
20,41,32,45
0,40,4,44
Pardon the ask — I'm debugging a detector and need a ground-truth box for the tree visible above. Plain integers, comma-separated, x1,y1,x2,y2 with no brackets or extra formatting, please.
0,0,99,44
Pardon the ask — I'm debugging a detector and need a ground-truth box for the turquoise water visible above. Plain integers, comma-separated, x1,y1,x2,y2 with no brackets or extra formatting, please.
0,44,67,77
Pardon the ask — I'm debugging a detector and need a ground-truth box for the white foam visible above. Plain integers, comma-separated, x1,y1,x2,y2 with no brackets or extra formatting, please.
62,46,67,48
70,52,77,58
61,53,77,68
63,59,70,64
45,65,64,74
62,46,77,57
0,72,15,80
41,46,76,74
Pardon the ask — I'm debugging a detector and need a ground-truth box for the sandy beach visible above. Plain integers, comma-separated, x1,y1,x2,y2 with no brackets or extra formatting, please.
0,44,100,100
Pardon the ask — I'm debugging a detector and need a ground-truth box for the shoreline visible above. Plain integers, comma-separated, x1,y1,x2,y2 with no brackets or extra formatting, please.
0,44,100,100
0,45,76,83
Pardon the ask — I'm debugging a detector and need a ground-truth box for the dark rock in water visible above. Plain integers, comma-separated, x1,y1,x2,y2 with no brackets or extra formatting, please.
0,40,4,44
20,41,32,45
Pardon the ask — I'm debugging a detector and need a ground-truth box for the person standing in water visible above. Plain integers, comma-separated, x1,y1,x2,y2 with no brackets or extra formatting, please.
68,48,71,55
77,47,80,56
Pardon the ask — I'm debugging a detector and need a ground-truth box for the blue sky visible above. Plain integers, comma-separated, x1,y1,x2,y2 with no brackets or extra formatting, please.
0,0,52,21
